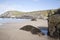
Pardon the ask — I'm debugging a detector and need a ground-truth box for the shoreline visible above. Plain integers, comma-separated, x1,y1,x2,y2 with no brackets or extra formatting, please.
0,19,48,40
0,19,48,28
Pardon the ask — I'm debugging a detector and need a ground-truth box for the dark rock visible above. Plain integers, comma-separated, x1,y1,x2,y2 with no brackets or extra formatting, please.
20,25,38,31
20,25,45,36
31,18,36,21
31,27,40,34
48,9,60,38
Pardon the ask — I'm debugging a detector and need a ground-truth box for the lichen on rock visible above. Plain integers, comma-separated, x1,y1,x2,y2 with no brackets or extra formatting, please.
48,9,60,38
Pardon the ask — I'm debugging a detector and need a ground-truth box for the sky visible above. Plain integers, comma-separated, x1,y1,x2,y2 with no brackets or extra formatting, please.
0,0,60,14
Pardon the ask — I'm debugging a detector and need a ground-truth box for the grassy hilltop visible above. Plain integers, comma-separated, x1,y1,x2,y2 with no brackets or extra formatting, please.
0,8,59,19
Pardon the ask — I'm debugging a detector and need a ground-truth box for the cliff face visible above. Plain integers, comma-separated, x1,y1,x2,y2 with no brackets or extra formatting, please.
0,9,58,19
48,9,60,38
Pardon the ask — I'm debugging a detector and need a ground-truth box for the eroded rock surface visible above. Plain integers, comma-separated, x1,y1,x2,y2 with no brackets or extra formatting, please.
48,9,60,38
20,25,45,36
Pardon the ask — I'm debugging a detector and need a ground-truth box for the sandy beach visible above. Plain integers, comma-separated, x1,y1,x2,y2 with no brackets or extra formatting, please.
0,19,49,40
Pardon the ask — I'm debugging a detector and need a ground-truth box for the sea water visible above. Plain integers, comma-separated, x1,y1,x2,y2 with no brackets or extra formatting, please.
0,18,30,23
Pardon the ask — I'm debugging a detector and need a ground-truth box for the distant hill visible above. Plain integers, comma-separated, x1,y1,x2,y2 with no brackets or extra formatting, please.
0,8,59,19
0,11,25,18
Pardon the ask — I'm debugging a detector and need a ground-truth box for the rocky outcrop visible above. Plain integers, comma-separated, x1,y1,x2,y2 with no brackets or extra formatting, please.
48,9,60,38
31,18,37,21
20,25,45,36
19,15,34,19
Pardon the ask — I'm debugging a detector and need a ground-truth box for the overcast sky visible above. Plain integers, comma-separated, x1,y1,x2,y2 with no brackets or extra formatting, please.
0,0,60,14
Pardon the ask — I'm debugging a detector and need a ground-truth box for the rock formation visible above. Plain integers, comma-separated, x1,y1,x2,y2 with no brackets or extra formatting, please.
20,25,45,36
48,9,60,38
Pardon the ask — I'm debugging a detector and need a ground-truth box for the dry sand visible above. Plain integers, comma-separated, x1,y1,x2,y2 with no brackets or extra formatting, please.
0,19,49,40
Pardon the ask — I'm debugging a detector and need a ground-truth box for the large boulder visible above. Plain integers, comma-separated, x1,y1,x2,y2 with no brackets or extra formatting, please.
31,18,37,21
48,9,60,38
20,25,45,36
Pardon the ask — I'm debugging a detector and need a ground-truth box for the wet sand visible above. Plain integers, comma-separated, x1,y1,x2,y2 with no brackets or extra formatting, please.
0,19,57,40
